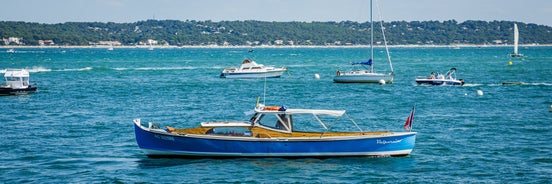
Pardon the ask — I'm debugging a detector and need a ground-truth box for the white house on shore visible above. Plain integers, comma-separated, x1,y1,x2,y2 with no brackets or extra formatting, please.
3,37,23,45
38,40,55,46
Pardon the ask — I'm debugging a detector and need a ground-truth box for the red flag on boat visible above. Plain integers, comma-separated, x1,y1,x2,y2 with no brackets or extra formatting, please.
404,104,416,131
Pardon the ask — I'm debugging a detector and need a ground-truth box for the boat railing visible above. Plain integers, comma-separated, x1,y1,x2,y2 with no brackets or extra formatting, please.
416,76,434,79
222,67,237,72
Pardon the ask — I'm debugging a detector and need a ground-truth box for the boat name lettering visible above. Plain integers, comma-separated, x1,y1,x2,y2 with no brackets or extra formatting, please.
154,134,175,141
377,139,402,144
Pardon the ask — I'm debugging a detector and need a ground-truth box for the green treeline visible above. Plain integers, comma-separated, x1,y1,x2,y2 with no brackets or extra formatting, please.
1,20,551,46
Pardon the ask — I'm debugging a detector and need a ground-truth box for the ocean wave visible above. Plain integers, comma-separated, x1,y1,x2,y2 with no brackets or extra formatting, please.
6,50,46,54
212,66,226,69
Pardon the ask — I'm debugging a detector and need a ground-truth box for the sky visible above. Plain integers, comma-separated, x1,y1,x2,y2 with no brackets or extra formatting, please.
2,0,551,26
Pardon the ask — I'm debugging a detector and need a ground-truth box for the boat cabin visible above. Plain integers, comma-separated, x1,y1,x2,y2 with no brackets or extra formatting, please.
239,59,264,70
3,69,31,89
164,105,367,138
220,58,287,78
249,105,348,134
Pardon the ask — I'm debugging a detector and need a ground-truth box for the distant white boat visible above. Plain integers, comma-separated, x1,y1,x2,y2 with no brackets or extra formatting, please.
220,58,287,79
333,0,394,84
509,23,523,57
6,48,15,53
107,44,114,51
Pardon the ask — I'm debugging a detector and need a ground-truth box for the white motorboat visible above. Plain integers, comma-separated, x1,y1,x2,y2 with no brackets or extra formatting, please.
415,68,464,86
220,58,287,79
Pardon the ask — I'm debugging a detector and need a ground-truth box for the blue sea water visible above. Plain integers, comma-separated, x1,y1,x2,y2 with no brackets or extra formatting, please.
1,46,551,183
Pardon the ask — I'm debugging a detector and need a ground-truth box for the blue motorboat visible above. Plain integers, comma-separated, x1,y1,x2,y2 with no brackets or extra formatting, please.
134,103,417,158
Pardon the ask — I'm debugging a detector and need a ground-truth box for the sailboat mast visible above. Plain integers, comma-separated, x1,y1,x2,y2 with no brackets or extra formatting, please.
370,0,374,72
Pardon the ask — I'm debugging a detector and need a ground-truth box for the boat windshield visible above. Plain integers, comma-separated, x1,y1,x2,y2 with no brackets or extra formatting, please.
256,113,291,131
5,77,20,81
242,59,252,64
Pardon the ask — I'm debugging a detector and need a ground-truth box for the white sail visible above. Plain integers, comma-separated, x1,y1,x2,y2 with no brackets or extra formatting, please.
509,23,523,57
513,23,519,54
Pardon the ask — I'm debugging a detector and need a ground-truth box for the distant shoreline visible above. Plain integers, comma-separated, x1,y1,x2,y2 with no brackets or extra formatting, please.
2,44,551,49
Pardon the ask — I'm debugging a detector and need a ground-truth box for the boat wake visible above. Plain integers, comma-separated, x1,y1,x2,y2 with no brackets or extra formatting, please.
5,50,46,54
472,83,552,87
462,83,485,87
59,67,94,72
116,66,197,71
416,82,552,87
504,82,552,86
0,66,52,73
1,66,206,73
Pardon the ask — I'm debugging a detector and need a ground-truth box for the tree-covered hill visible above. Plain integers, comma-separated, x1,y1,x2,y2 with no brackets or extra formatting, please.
1,20,551,46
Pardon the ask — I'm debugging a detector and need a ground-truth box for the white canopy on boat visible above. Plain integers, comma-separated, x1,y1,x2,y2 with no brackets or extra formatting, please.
4,69,30,78
253,107,358,132
284,109,346,117
255,105,346,117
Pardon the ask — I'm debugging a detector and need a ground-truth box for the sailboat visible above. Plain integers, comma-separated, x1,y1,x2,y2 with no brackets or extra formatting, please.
333,0,394,84
509,23,523,57
148,42,154,51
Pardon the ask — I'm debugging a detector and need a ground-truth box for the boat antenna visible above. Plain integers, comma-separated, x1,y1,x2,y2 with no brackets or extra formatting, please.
369,0,374,72
375,0,393,73
263,74,267,105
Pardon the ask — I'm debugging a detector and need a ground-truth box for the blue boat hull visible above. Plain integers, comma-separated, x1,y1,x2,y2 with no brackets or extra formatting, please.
134,123,416,158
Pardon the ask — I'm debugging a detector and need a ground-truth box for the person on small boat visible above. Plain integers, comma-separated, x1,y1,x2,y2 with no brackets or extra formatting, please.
429,72,435,79
446,72,453,80
242,59,252,64
437,73,445,79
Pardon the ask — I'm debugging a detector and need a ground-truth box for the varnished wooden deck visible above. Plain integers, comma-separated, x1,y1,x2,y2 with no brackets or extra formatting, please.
167,126,392,138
